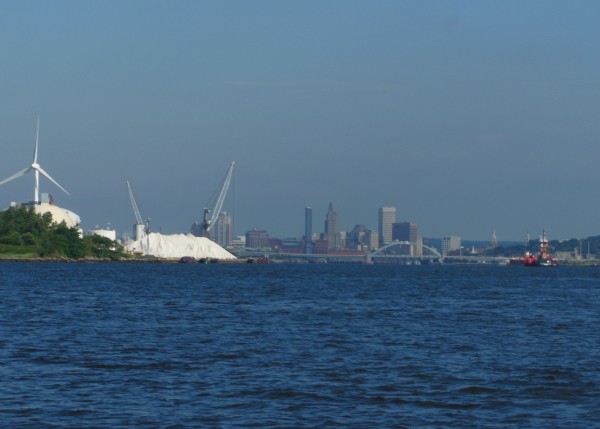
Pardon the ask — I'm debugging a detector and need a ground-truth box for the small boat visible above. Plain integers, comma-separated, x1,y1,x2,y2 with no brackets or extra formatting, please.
522,252,537,266
523,231,558,267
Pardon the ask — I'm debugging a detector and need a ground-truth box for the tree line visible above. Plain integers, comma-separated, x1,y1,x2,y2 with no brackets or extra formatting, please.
0,205,126,260
484,236,600,257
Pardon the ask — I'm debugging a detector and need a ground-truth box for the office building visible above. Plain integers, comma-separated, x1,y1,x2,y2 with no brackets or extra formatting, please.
442,235,461,256
304,206,313,254
392,221,417,243
415,236,423,257
324,202,339,250
347,224,368,250
390,222,421,256
245,229,270,250
365,230,379,251
215,211,232,247
378,206,396,247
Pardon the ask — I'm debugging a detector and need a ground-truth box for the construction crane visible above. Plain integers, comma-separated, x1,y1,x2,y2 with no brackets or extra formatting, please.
200,161,235,237
127,180,150,241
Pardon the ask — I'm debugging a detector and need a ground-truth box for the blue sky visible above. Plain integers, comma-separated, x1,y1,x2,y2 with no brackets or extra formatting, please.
1,1,599,241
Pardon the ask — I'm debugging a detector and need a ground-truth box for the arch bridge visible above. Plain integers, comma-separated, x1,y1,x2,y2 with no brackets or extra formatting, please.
236,241,442,264
370,241,442,263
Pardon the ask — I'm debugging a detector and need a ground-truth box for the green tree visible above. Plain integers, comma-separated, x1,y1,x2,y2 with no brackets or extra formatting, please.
37,222,85,258
0,205,126,259
83,235,125,260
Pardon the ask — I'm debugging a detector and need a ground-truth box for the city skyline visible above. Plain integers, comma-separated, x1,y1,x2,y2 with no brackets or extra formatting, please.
236,203,516,246
2,2,600,241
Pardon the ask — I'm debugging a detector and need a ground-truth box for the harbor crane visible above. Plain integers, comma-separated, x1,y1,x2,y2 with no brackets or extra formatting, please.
127,180,150,241
199,161,235,237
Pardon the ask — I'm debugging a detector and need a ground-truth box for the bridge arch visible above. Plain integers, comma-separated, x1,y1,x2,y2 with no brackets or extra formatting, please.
371,241,442,259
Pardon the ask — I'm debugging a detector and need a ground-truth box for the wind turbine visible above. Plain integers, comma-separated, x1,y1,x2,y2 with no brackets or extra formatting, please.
0,116,70,204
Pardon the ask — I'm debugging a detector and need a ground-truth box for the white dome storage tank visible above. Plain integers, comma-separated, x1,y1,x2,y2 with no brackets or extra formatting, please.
88,227,117,241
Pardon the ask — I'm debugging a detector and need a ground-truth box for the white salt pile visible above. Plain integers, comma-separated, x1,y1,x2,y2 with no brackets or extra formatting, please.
129,233,236,260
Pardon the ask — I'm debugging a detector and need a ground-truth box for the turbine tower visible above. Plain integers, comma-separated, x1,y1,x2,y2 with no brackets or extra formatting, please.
0,116,70,204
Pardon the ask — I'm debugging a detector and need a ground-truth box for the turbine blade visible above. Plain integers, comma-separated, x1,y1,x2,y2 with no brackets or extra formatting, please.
33,115,40,164
0,167,31,187
36,166,71,196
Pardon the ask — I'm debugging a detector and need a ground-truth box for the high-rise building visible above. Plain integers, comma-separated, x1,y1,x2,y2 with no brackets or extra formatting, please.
442,235,461,256
415,236,423,257
392,222,417,243
215,211,232,247
392,222,419,256
304,206,313,254
378,206,396,247
324,202,338,250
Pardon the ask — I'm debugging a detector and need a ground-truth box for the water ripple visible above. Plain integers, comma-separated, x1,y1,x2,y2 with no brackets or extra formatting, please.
1,263,599,427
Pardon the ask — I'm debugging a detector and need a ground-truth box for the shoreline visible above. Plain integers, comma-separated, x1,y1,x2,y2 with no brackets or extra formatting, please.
0,257,245,264
1,256,598,266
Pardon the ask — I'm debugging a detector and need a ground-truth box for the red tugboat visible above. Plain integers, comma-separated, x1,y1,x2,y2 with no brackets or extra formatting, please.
523,231,558,267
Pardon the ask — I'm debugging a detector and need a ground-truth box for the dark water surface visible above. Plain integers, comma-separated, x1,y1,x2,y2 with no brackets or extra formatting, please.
1,262,599,428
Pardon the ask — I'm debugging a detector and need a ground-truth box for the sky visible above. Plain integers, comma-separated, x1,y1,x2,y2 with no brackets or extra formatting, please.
1,1,599,241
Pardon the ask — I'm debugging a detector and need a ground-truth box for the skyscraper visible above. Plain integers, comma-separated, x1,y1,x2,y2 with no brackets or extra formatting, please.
324,202,338,250
378,206,396,247
391,222,420,256
304,206,313,254
392,222,417,243
215,211,232,247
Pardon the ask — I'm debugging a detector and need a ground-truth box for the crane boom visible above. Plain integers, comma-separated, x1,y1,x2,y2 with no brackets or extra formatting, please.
210,161,235,231
202,161,235,234
127,180,143,225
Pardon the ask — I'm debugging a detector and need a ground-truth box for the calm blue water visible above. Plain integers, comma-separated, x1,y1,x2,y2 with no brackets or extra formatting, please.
1,262,599,428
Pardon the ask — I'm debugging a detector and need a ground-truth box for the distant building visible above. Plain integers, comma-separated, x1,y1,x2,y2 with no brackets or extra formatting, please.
279,237,304,254
87,226,117,242
442,235,461,256
392,222,417,243
324,202,339,250
268,237,282,252
245,229,270,250
189,221,203,237
423,237,436,254
346,225,377,252
232,235,246,249
347,224,368,250
378,206,396,247
304,206,313,254
215,211,233,247
337,231,346,250
415,236,423,257
554,251,577,262
313,238,329,254
365,230,379,251
392,221,420,256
